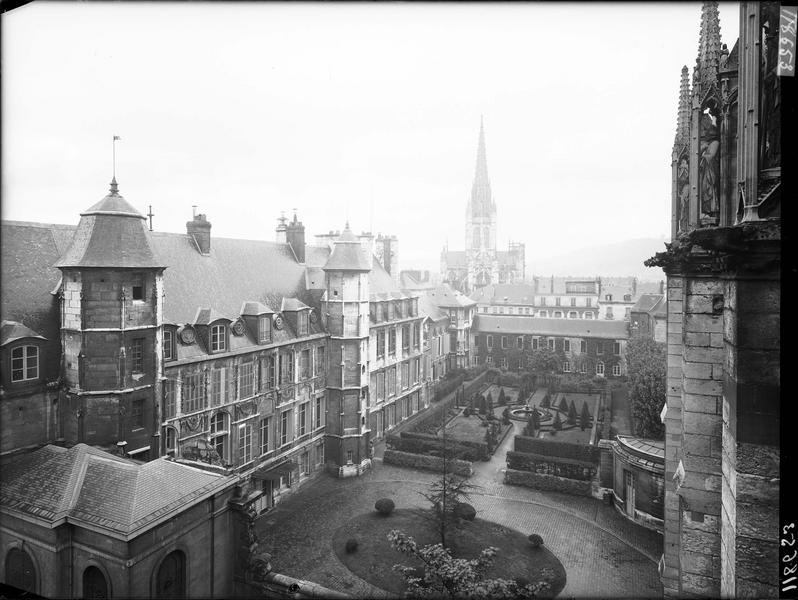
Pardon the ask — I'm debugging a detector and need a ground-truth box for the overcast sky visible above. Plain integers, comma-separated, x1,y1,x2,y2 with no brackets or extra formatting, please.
2,1,739,274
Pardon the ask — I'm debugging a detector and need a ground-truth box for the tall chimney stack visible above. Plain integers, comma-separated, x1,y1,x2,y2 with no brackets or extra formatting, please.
186,214,211,255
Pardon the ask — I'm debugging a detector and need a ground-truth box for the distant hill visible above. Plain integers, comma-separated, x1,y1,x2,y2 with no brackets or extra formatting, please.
530,238,667,281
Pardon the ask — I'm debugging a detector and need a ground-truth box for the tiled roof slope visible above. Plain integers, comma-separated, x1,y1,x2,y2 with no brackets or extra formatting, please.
1,221,75,377
428,285,476,308
631,294,664,314
150,232,308,324
417,292,448,322
474,315,629,339
54,183,164,269
1,320,47,346
0,444,232,538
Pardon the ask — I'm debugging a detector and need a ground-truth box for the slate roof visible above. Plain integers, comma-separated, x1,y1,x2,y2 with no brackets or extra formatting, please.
533,276,599,295
1,221,75,377
323,227,372,271
0,320,47,346
150,231,308,324
54,181,164,269
428,284,476,308
650,296,667,318
614,435,665,472
474,315,629,339
281,298,310,312
470,283,537,304
0,444,233,539
631,294,664,314
417,293,448,323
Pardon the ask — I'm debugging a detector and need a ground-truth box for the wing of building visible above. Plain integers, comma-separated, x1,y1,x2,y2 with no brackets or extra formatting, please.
647,2,781,596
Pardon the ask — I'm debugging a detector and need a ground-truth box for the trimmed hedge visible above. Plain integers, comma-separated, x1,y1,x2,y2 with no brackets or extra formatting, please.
506,451,597,481
513,435,601,464
383,449,473,476
528,534,544,548
386,434,482,462
399,431,490,461
504,469,593,496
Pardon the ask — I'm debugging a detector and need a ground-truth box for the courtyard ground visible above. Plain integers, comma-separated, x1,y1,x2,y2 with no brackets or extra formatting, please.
255,414,663,599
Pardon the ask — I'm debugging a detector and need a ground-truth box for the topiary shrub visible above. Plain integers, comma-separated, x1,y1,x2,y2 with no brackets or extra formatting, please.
463,407,472,417
375,498,395,516
454,502,477,521
345,538,359,553
528,533,544,548
553,411,562,431
567,400,577,425
479,406,487,416
540,394,550,408
498,388,506,405
559,396,569,412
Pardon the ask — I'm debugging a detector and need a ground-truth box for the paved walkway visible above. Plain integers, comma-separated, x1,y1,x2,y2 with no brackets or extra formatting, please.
255,416,664,599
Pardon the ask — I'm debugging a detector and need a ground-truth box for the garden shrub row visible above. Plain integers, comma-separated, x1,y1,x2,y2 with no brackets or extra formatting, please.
383,449,473,476
400,431,490,461
386,434,483,462
433,366,488,402
513,435,601,464
506,451,597,481
504,468,593,496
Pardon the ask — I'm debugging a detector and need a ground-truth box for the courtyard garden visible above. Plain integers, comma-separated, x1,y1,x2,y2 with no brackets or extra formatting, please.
332,504,566,598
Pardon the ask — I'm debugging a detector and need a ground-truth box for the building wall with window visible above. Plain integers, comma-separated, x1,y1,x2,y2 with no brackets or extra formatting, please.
472,315,628,377
425,286,475,370
0,444,238,598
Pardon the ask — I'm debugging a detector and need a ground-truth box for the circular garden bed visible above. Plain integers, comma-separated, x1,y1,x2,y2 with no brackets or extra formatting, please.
332,508,566,597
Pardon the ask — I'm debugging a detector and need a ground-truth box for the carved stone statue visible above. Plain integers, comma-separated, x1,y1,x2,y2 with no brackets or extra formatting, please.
698,111,720,221
677,155,690,233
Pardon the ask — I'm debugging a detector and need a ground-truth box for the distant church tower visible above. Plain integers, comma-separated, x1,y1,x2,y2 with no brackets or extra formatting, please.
465,118,498,292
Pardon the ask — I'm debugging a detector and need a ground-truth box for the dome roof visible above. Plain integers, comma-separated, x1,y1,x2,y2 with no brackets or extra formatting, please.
323,223,371,272
54,179,165,269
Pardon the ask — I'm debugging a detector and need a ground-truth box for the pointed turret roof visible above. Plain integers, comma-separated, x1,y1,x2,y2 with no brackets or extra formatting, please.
323,223,371,272
54,178,164,269
674,66,691,148
469,116,494,217
694,1,722,95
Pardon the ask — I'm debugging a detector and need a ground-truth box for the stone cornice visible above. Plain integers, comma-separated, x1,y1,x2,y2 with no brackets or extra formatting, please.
645,219,780,277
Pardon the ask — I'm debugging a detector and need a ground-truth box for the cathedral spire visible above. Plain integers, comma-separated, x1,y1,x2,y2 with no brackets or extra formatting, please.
675,66,691,147
470,116,493,215
695,1,722,95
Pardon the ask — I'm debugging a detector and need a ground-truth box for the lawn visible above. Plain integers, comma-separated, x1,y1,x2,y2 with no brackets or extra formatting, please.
332,508,566,597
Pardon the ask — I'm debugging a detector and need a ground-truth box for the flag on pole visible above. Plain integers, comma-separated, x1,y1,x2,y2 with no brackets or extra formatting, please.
113,135,121,140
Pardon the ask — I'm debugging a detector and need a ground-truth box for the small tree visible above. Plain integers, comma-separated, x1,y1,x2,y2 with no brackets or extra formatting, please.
553,411,562,431
524,415,534,436
540,394,550,408
558,396,568,413
579,402,591,431
487,393,494,415
502,407,511,425
498,387,506,406
531,406,540,431
485,391,493,411
388,530,550,599
567,400,577,426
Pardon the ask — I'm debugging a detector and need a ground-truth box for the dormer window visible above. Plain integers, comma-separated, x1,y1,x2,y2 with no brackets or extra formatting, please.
259,316,272,344
211,324,227,352
298,311,309,336
605,294,613,302
11,345,39,382
624,294,632,302
132,273,145,302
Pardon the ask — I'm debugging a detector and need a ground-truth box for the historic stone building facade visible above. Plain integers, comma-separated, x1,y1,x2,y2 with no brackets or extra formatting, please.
441,120,525,294
648,2,781,596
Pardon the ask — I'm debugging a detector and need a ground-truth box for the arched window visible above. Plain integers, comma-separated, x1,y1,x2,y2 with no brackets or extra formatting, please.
472,227,481,248
596,361,605,376
156,550,186,599
5,548,36,594
83,566,108,599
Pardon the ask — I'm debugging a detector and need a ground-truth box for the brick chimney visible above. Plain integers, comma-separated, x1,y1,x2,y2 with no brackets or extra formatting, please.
286,212,306,263
187,214,211,255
